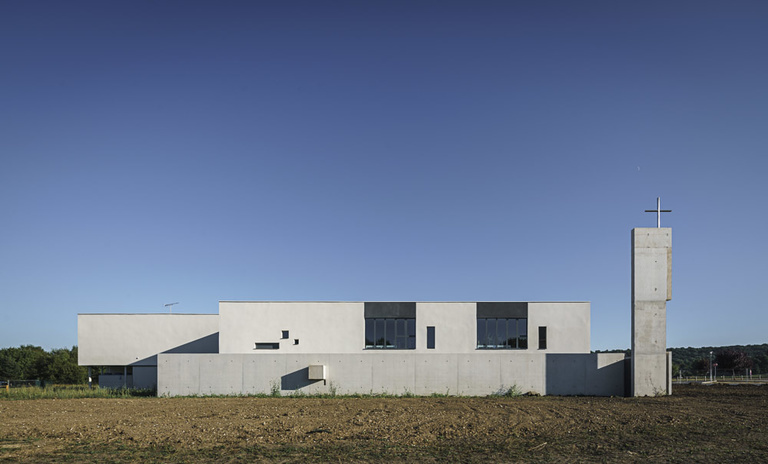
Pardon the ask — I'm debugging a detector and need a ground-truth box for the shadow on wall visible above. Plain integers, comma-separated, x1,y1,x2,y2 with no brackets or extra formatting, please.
545,353,626,396
132,332,220,366
281,367,323,391
163,332,219,354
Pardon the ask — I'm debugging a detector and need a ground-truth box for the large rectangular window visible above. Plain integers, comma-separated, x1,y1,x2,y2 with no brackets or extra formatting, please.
477,318,527,349
365,318,416,349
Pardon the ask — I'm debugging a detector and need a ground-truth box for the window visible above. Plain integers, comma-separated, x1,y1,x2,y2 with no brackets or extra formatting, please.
281,330,289,339
364,302,417,350
254,342,279,350
427,326,435,349
476,318,527,349
539,326,547,350
365,318,415,349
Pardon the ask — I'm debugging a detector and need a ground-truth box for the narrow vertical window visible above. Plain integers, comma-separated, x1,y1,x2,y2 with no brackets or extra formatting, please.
539,326,547,350
496,319,507,349
507,318,518,349
365,319,374,348
477,318,486,348
385,319,396,348
375,319,385,348
486,319,497,348
396,318,407,349
427,326,435,349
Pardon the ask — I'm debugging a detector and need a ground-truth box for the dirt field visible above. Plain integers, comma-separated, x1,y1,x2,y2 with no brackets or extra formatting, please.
1,384,767,463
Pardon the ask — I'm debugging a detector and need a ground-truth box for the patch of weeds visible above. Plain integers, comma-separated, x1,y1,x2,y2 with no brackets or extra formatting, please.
492,384,523,398
430,389,451,398
269,380,281,397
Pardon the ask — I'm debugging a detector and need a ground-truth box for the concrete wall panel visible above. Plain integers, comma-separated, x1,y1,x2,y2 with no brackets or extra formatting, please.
631,228,672,396
78,314,218,366
528,303,590,353
219,301,363,354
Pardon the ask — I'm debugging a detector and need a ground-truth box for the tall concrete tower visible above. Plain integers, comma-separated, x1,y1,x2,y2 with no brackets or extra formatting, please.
631,227,672,396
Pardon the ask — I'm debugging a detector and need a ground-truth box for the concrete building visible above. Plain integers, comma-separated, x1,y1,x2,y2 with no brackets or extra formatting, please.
78,227,672,397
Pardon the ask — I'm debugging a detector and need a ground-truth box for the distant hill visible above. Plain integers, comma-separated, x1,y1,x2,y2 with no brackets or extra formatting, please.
595,344,768,375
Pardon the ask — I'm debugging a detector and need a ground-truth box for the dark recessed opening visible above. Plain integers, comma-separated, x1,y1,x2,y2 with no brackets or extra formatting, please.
427,326,435,349
254,342,279,350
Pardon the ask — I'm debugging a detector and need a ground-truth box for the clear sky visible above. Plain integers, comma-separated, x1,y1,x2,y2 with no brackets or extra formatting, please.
1,1,766,352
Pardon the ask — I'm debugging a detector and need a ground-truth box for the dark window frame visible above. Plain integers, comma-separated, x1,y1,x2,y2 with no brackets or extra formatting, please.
427,326,435,349
476,317,528,349
364,317,416,350
254,342,280,350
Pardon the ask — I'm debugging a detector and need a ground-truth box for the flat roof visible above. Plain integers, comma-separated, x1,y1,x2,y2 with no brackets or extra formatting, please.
218,300,590,303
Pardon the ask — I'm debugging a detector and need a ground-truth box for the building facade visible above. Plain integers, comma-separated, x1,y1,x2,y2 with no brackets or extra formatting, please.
78,300,628,396
78,228,672,397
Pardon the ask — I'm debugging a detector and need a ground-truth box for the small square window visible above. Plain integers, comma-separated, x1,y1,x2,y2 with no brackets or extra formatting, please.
281,330,289,339
294,339,299,345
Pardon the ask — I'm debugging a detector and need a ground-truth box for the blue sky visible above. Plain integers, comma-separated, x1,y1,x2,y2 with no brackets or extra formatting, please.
1,1,766,351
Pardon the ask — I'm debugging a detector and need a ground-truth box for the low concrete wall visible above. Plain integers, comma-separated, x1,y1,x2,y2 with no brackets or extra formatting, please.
158,352,627,397
99,374,132,389
545,353,626,396
159,352,547,396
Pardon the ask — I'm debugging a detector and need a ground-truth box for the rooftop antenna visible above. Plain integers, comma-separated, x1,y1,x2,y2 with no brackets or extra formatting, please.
164,302,179,313
644,197,672,228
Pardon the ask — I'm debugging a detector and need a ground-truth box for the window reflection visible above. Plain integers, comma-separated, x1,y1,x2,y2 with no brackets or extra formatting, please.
476,318,528,349
364,317,416,350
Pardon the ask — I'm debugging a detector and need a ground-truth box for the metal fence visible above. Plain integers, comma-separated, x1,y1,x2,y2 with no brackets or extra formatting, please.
1,379,42,389
675,374,768,383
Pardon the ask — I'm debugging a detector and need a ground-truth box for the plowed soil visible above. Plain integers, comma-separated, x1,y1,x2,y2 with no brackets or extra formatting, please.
1,384,767,463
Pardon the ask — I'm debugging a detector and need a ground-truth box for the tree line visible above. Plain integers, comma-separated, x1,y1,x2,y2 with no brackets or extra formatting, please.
670,344,768,377
596,344,768,377
0,345,87,384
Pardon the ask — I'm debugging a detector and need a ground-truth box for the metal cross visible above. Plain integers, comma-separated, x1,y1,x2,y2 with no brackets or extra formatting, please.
644,197,671,228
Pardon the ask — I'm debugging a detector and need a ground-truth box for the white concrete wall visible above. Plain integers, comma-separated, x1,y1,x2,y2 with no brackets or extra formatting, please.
158,351,625,397
219,301,590,355
413,302,476,351
219,301,364,354
158,352,547,396
78,314,219,366
528,302,590,353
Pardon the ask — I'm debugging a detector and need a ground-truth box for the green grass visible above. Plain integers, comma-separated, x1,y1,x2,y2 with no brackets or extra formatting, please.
0,385,156,400
1,384,531,401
